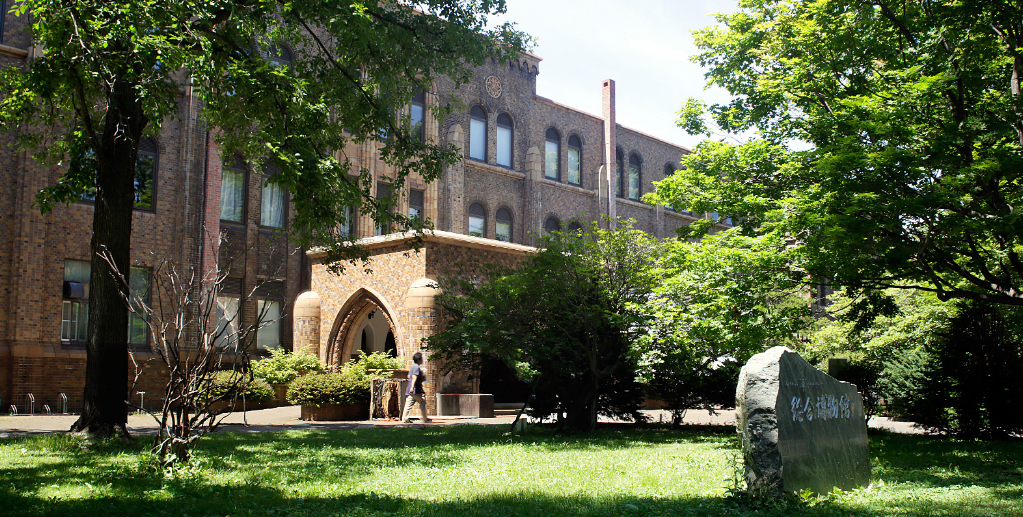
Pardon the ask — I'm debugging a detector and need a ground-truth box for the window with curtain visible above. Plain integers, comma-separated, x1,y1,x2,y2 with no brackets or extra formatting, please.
257,299,281,350
128,267,150,346
468,202,486,237
496,207,512,242
260,165,284,228
567,135,581,185
628,153,641,200
545,128,560,180
134,138,158,210
544,216,561,234
220,155,246,222
411,90,426,143
615,148,625,197
215,295,240,349
469,105,486,160
496,113,512,167
409,188,424,219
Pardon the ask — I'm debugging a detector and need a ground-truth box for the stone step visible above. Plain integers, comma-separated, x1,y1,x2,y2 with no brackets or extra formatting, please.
493,402,526,416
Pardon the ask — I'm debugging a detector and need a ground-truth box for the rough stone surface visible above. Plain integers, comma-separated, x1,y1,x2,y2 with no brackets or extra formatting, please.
736,346,870,496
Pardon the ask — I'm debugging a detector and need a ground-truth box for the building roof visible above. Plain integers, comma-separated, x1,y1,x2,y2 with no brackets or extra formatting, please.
307,230,536,260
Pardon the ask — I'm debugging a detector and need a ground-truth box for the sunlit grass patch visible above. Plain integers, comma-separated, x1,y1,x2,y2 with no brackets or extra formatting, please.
1,425,1021,516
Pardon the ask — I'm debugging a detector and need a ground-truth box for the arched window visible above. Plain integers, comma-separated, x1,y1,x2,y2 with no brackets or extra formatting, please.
496,113,513,167
567,135,581,186
615,147,625,197
268,42,293,66
220,155,246,223
468,202,486,237
568,221,583,233
543,216,562,234
663,163,676,212
628,153,642,201
411,89,426,143
496,207,513,242
260,164,285,228
544,128,560,180
469,105,487,161
134,138,158,210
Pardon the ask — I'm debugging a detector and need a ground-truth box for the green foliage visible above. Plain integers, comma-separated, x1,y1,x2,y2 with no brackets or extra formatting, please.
881,302,1023,439
800,289,958,419
200,371,274,405
639,230,813,418
251,348,325,385
286,366,373,407
428,221,658,431
354,350,404,371
654,0,1023,307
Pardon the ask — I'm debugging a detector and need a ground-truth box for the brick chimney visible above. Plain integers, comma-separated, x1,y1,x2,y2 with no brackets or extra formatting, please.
602,79,617,224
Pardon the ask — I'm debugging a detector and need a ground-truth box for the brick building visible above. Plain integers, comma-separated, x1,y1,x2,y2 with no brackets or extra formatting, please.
0,8,727,415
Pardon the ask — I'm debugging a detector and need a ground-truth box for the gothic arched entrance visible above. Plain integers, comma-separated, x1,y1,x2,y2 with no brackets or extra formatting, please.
325,288,403,369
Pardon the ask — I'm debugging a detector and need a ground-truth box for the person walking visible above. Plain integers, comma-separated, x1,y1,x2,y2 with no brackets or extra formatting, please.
401,351,430,423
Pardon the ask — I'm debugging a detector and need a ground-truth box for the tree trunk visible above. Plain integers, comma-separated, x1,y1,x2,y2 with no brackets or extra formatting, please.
70,76,148,439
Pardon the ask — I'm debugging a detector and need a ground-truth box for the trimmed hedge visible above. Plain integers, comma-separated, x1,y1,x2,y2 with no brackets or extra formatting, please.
202,370,275,405
287,368,372,407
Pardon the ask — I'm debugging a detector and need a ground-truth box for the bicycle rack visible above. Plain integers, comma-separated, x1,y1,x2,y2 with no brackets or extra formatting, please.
59,393,68,414
25,393,35,415
8,405,16,415
43,404,51,414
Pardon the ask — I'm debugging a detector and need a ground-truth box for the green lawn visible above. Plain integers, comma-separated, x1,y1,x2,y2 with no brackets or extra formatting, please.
1,425,1021,516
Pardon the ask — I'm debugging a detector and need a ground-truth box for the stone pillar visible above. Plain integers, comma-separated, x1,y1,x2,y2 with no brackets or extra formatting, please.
445,124,465,233
400,278,444,415
524,146,543,246
426,91,441,225
602,79,617,226
200,134,223,282
293,291,321,358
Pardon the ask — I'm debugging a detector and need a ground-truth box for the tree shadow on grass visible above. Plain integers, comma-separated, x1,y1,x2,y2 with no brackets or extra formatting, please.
4,427,1022,517
869,430,1023,488
195,424,738,462
0,483,1013,517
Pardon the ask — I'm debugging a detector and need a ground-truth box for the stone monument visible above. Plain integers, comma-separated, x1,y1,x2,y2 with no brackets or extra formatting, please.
736,346,870,496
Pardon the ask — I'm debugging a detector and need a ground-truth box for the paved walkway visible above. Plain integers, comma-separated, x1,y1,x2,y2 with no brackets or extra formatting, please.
0,406,925,438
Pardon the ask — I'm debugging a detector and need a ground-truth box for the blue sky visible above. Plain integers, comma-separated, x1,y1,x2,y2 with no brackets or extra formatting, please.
491,0,740,150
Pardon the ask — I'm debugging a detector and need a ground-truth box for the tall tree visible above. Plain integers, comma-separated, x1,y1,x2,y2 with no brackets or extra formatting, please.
0,0,526,438
657,0,1023,309
428,222,658,432
639,230,813,424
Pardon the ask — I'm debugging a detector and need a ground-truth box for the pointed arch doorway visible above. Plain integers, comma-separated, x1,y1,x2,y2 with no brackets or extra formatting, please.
325,288,402,368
